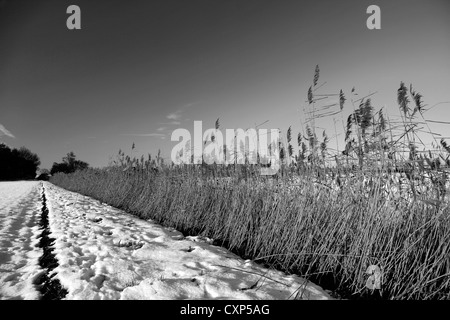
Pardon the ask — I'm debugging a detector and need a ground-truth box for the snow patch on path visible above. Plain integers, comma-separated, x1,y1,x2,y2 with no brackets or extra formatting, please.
0,181,43,300
44,182,331,300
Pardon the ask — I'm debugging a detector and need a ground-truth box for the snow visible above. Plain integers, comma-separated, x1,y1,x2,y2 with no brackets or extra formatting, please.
0,181,43,299
1,181,332,300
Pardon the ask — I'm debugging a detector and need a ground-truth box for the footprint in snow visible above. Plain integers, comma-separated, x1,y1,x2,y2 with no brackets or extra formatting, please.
113,239,144,249
181,246,195,253
92,274,107,289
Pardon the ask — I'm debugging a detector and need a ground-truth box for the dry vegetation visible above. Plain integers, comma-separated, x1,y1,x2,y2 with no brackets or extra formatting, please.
51,67,450,299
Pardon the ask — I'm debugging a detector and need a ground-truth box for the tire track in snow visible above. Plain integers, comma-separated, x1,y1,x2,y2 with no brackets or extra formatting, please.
35,183,67,300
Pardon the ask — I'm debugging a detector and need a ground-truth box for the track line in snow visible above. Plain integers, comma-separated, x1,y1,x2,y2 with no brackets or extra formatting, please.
34,184,68,299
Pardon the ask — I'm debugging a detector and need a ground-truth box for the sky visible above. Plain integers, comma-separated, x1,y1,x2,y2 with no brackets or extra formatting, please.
0,0,449,169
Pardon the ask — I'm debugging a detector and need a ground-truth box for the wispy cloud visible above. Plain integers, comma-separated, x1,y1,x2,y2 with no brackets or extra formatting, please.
163,102,199,126
159,121,181,126
157,127,167,131
0,124,15,138
165,102,198,124
167,110,183,120
182,102,197,109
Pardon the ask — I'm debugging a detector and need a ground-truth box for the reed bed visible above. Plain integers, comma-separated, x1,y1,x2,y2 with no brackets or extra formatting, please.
51,67,450,299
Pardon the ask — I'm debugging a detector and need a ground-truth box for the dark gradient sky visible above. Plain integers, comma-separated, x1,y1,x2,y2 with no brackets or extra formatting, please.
1,0,449,169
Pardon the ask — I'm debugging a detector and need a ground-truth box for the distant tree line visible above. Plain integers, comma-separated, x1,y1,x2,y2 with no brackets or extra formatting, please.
0,143,41,180
50,151,89,174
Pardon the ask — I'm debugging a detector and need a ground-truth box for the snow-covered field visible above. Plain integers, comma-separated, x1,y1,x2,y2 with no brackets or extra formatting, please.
0,181,331,300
